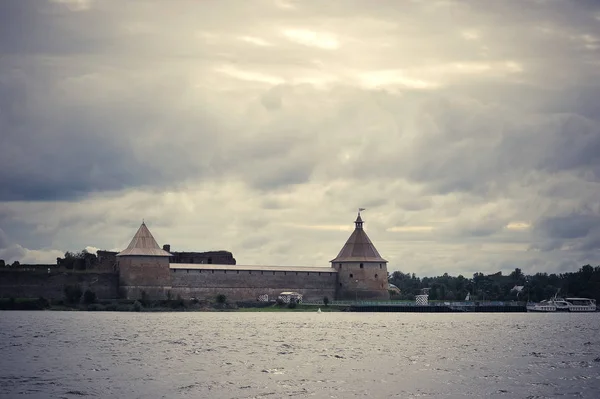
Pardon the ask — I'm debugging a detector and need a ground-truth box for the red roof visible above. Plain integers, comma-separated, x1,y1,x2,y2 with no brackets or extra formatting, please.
330,213,387,263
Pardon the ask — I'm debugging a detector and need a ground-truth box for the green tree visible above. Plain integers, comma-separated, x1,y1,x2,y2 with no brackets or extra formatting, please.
216,294,227,304
64,285,83,303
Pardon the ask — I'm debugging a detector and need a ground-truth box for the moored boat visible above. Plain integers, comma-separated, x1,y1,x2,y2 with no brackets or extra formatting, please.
565,297,597,312
527,297,597,312
526,299,556,312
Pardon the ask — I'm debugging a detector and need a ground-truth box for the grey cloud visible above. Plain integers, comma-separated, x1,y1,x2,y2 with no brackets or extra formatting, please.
536,213,600,240
531,212,600,253
0,227,8,248
0,244,26,263
0,64,230,200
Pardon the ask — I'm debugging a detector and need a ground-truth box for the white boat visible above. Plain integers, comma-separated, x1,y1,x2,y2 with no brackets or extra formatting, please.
565,297,597,312
527,297,596,312
527,299,557,312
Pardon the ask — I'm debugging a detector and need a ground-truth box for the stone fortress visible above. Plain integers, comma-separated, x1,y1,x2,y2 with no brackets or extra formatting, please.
117,211,390,301
0,212,390,302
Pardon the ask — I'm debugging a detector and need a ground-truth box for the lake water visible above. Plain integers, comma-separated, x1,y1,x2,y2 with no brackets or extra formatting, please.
1,311,599,398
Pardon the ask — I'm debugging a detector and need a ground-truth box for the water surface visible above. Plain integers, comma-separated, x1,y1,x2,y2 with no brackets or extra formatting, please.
1,311,599,398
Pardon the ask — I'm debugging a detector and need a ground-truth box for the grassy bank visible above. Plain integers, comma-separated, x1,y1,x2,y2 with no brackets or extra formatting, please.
0,298,343,312
236,304,344,312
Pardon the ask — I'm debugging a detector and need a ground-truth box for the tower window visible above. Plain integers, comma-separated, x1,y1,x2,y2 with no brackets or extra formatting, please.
360,263,364,268
380,264,382,269
349,273,353,278
339,264,342,269
375,274,378,278
339,283,343,287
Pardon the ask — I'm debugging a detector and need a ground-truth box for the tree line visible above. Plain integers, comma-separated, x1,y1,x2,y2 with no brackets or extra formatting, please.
388,265,600,303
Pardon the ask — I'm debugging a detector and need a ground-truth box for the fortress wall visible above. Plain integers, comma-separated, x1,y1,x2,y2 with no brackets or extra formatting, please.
0,271,119,299
170,268,337,301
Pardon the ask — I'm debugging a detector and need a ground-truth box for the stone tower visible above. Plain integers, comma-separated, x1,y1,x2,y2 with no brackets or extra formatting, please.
331,211,389,300
116,222,172,299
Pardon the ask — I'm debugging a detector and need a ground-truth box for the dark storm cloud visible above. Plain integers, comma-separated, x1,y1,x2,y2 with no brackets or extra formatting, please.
0,228,8,249
0,62,231,201
532,213,600,253
537,213,599,240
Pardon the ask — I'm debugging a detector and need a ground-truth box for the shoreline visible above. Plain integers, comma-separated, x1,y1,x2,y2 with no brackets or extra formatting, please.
0,297,344,312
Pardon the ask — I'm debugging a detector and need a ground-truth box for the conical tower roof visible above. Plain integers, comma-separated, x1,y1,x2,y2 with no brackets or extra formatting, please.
116,222,172,257
331,212,387,263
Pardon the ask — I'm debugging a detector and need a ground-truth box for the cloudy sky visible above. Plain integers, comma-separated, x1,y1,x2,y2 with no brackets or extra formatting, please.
1,0,599,276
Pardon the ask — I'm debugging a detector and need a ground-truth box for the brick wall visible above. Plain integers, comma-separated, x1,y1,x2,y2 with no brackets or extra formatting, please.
170,268,337,301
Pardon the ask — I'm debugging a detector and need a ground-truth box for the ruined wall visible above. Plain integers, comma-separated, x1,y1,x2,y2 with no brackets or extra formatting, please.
118,256,171,300
164,246,236,265
334,261,390,300
0,270,119,299
99,247,237,268
169,268,337,301
96,250,118,272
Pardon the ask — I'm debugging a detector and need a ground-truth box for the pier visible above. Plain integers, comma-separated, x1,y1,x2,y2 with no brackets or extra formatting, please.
304,300,528,313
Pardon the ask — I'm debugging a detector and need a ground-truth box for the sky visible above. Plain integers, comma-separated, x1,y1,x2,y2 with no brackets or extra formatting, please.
1,0,599,277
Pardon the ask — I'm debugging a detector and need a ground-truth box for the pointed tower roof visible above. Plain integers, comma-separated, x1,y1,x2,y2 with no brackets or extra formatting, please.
331,211,387,263
116,222,172,257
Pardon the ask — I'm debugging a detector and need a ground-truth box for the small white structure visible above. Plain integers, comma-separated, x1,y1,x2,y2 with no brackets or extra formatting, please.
415,294,429,306
278,292,303,303
257,294,269,302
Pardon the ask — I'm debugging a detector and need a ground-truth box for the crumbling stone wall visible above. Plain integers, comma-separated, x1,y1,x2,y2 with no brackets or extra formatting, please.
0,270,118,299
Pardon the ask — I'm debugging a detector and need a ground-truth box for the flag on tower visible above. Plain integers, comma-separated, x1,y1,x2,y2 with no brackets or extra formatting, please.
359,208,366,212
